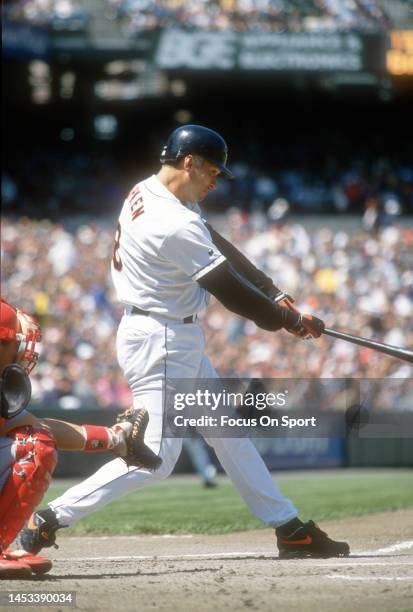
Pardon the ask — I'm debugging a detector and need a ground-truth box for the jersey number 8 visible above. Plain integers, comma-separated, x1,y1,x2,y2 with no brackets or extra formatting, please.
112,222,123,271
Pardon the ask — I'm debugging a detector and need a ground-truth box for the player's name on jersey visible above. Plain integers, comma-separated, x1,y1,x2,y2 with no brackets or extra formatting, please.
173,415,317,429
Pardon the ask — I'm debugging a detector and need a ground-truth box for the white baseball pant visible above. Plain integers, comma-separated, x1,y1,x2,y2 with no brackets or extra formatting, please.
49,311,297,527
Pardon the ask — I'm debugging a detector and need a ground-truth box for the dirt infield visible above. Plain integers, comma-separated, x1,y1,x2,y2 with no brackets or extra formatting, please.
3,509,413,612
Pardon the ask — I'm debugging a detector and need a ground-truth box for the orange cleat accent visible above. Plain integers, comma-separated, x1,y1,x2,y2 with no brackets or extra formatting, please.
277,521,350,559
279,535,313,546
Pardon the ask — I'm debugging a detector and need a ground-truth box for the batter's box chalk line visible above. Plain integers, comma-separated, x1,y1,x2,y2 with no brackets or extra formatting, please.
55,539,413,563
356,540,413,556
328,575,413,581
57,547,413,565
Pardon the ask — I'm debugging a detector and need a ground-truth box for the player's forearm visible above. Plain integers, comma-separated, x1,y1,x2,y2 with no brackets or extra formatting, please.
41,418,129,455
205,223,280,298
198,261,299,331
40,418,87,450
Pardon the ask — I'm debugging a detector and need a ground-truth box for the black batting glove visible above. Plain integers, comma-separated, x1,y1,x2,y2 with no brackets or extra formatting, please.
287,314,325,339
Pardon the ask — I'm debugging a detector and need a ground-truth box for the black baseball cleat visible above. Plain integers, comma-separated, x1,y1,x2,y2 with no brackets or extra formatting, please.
19,508,64,555
276,520,350,559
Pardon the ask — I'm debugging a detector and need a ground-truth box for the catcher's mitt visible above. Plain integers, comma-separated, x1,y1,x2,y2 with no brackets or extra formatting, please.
116,407,162,471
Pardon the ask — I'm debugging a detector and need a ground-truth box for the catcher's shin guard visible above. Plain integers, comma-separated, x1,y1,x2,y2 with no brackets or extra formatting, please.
0,426,57,551
276,520,350,559
19,508,62,555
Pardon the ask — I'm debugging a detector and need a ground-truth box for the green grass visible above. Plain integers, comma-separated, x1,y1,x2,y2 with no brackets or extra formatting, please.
42,470,413,536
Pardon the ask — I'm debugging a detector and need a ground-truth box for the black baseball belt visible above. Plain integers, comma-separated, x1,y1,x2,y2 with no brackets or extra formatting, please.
131,306,195,324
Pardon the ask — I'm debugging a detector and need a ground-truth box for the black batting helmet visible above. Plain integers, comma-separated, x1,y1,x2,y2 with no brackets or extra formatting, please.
160,125,234,179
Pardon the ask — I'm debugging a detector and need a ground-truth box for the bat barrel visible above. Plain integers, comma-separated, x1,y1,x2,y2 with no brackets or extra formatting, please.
323,328,413,364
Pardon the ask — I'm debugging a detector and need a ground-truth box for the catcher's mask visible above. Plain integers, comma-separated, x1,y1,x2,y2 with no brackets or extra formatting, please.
0,298,41,374
0,363,32,419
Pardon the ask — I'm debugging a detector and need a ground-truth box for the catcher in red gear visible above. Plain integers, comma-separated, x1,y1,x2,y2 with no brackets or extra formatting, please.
0,298,159,579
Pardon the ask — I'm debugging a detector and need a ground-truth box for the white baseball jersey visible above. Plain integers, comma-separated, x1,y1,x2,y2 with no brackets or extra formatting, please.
111,174,226,318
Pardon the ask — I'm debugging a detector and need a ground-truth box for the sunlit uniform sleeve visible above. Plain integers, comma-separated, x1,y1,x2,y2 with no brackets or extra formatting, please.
161,219,226,281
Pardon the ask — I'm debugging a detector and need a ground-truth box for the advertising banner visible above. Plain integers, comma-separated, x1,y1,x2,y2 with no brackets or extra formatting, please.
154,29,386,73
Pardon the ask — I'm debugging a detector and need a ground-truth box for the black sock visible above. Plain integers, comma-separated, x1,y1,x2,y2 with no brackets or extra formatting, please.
276,517,304,537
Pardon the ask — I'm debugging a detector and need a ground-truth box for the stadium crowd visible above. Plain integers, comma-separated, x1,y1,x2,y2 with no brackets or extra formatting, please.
3,149,412,218
2,152,125,219
2,210,412,411
2,0,90,31
3,0,393,33
109,0,392,35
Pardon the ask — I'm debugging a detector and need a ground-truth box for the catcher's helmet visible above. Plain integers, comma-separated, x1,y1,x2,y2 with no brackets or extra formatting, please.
160,124,234,179
0,298,41,374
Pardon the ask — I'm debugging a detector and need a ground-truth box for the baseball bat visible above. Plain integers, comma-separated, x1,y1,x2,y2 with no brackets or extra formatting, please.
323,328,413,363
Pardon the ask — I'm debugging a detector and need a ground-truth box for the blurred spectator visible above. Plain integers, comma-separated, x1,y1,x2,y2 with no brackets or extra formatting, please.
3,0,90,31
2,147,412,218
106,0,393,35
2,152,125,218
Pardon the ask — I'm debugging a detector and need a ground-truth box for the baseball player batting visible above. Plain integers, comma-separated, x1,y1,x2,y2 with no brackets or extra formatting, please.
20,125,349,559
0,298,158,579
